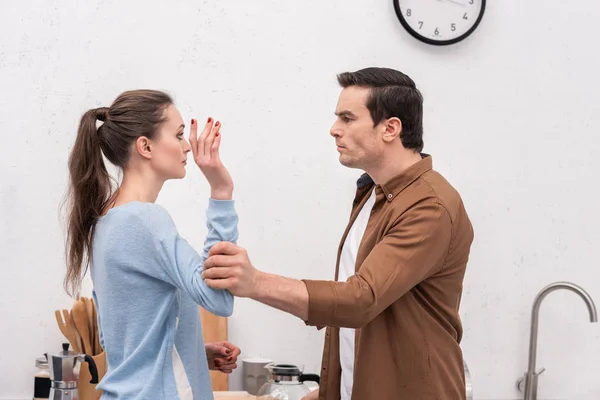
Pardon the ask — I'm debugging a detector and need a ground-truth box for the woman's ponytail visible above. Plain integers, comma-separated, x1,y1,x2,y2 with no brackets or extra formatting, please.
64,108,112,297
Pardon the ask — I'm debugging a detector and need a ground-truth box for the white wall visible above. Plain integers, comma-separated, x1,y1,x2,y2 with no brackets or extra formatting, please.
1,0,600,399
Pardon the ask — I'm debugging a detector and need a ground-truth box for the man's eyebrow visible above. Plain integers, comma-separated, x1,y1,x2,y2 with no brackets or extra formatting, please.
335,110,356,117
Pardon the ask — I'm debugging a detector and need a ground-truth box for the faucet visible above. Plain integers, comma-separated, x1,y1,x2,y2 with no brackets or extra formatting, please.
517,281,597,400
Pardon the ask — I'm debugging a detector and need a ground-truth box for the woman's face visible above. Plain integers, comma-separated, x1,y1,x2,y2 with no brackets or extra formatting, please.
148,105,191,180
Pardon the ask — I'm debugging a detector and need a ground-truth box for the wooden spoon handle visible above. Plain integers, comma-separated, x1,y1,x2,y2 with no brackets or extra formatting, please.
92,300,102,355
72,300,92,355
55,310,79,353
68,311,83,354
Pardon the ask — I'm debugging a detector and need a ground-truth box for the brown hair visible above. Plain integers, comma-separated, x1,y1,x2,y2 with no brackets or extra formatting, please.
64,90,173,296
337,67,424,152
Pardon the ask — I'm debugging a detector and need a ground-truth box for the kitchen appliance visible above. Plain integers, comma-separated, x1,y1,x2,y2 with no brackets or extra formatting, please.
47,343,99,400
256,363,319,400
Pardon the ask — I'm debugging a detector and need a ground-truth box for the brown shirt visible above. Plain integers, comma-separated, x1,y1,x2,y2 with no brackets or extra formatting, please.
302,154,474,400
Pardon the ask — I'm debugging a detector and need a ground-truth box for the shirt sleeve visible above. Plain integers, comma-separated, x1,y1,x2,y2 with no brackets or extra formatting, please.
138,200,239,317
302,200,451,328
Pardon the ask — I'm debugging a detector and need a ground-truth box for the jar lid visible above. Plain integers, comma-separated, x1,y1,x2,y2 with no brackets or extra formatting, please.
271,364,301,376
36,356,48,369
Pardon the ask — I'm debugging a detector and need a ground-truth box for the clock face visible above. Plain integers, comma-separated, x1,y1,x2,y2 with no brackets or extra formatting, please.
393,0,486,45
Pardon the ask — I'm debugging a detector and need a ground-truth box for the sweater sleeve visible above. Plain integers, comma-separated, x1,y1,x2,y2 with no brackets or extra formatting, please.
137,200,239,317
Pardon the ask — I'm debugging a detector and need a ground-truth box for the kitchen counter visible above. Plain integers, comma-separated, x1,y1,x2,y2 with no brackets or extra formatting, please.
213,391,257,399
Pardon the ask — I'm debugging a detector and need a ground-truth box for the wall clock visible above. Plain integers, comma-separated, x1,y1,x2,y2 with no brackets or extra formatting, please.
393,0,486,46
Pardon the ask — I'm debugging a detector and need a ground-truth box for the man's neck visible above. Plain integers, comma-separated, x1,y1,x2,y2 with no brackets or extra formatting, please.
366,150,423,185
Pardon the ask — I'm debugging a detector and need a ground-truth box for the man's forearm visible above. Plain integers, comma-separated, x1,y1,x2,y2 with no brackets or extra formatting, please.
251,272,309,321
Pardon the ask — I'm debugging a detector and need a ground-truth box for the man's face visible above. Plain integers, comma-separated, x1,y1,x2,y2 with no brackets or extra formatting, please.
330,86,384,170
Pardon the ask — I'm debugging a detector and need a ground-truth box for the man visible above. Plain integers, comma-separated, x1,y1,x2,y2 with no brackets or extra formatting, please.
202,67,474,400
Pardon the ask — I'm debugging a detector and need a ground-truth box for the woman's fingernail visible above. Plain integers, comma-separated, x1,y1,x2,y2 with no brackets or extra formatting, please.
207,117,212,123
228,357,233,361
191,119,196,125
216,132,220,137
215,121,220,127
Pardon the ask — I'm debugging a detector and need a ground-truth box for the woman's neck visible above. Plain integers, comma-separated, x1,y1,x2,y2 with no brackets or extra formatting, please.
112,168,164,207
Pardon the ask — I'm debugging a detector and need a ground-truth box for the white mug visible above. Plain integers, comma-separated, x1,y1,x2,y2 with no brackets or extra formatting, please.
242,357,273,395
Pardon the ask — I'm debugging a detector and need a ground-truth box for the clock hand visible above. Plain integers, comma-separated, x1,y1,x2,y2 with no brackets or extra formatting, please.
438,0,467,6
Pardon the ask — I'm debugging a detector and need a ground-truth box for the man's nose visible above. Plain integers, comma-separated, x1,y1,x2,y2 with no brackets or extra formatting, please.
330,124,341,137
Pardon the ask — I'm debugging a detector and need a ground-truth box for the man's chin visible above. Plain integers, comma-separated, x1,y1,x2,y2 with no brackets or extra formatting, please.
339,156,359,169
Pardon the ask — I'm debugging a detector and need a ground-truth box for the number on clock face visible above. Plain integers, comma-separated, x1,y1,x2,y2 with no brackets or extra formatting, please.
395,0,485,45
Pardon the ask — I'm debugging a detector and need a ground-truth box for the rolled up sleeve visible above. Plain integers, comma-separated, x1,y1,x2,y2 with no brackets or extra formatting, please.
302,200,452,329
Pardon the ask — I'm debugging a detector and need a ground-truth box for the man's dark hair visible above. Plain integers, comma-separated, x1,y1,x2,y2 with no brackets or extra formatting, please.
337,67,424,152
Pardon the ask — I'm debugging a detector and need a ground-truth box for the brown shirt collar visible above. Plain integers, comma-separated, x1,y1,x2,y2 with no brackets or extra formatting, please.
357,153,433,202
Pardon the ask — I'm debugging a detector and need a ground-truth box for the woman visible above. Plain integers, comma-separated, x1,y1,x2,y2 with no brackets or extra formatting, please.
64,89,240,399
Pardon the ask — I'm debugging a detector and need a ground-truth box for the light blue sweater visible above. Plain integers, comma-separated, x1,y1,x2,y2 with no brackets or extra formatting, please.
90,199,238,400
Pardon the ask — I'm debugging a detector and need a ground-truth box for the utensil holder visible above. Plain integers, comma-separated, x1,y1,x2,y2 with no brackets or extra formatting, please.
78,352,106,400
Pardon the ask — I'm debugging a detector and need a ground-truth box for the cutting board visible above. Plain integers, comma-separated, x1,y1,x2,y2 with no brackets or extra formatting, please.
200,307,229,391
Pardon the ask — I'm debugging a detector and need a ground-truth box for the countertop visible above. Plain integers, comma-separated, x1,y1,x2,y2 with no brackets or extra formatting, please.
213,391,257,399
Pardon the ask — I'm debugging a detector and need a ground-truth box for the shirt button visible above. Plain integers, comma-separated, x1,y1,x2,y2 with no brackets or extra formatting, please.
387,194,393,199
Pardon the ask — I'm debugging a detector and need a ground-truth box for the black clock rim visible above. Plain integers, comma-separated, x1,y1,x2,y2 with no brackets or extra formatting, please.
393,0,486,46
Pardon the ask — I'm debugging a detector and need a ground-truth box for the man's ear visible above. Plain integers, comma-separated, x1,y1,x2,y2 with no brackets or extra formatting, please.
382,117,402,143
135,136,152,160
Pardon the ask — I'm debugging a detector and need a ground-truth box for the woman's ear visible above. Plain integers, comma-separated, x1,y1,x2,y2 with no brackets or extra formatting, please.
135,136,152,160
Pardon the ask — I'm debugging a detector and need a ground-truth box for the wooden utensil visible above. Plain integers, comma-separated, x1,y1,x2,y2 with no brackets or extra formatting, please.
200,307,229,391
82,298,96,355
91,298,102,356
72,299,92,355
55,309,80,353
68,310,84,354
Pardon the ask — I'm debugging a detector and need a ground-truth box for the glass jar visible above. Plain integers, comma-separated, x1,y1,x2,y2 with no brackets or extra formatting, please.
256,363,319,400
33,356,50,400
